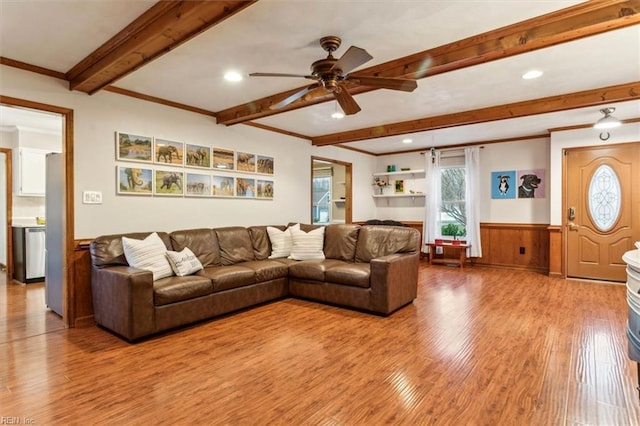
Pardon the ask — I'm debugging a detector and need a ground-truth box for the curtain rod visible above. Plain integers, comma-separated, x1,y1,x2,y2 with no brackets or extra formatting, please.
419,146,484,155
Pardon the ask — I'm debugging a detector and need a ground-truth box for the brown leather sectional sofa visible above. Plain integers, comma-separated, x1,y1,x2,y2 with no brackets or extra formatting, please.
90,224,420,341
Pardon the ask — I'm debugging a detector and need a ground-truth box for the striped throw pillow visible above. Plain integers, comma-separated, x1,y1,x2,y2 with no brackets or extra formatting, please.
288,224,325,260
122,232,174,280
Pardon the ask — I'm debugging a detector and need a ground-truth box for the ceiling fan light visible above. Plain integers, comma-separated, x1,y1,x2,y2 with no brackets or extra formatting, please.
594,107,621,129
522,69,543,80
224,71,243,82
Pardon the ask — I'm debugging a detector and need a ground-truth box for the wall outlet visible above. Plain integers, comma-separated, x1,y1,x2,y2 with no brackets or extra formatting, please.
519,246,525,255
83,190,103,204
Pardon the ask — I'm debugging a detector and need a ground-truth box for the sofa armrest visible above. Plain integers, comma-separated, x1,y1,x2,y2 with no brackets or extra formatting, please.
91,266,155,341
369,252,419,315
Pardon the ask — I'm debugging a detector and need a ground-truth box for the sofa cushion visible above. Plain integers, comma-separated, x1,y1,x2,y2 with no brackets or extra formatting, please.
325,263,370,288
324,224,360,261
240,260,289,282
153,275,213,306
215,227,256,265
166,248,204,276
355,225,419,263
170,228,220,267
266,226,293,259
122,232,174,280
90,231,171,267
198,265,256,292
248,226,281,260
288,259,346,282
288,224,325,261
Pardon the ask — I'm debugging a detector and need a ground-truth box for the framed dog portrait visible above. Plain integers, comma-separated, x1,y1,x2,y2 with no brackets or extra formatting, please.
491,170,516,199
518,169,545,198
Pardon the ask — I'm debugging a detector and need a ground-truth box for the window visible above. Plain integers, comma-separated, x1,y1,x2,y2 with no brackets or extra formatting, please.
439,151,467,238
312,173,331,225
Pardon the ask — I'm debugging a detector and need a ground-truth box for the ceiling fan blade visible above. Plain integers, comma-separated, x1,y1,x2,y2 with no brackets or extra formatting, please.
347,75,417,92
331,46,373,74
250,72,317,80
333,87,361,115
270,84,322,110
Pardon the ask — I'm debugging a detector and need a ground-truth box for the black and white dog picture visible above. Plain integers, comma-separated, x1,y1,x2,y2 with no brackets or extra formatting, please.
491,170,516,199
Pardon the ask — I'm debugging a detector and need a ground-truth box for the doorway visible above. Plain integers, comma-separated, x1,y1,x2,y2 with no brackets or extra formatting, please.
311,157,352,225
565,142,640,282
0,95,73,327
0,149,11,275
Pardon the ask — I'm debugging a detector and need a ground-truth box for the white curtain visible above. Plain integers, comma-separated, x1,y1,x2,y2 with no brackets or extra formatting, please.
464,146,482,257
423,150,441,253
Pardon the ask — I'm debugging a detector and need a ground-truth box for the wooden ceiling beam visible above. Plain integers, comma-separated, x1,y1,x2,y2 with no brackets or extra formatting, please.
216,0,640,125
312,81,640,146
67,0,258,94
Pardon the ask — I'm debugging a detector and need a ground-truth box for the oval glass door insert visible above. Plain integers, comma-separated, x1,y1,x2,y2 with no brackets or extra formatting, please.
588,164,621,232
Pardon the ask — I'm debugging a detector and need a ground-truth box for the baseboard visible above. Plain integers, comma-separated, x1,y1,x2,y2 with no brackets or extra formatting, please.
74,315,95,328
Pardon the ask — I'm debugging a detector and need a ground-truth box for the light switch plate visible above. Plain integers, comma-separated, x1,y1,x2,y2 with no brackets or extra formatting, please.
83,190,103,204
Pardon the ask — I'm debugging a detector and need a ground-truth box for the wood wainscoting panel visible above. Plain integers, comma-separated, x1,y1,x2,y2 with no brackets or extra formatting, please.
475,223,549,273
547,226,563,278
72,240,94,327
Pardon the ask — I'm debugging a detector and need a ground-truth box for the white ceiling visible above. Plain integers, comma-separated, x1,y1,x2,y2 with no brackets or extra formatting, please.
1,0,638,154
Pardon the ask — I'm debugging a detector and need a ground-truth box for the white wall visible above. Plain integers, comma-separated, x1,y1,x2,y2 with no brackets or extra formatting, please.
549,123,640,225
480,137,550,224
1,65,377,238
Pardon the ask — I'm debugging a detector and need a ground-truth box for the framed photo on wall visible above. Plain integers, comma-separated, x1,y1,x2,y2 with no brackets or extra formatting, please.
517,169,545,198
236,177,256,198
212,147,235,170
256,179,274,199
185,173,212,197
256,155,274,175
185,144,211,169
491,170,516,199
154,139,184,166
154,169,184,196
116,166,153,195
236,152,256,173
212,175,234,197
116,132,153,163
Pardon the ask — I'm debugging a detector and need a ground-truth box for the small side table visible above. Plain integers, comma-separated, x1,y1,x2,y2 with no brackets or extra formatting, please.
425,241,470,268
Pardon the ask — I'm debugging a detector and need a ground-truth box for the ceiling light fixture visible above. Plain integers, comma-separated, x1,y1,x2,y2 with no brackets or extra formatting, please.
331,102,344,120
224,71,243,82
402,138,413,144
522,69,543,80
594,107,622,129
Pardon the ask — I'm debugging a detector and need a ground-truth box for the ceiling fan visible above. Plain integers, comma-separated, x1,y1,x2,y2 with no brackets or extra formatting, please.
249,36,418,115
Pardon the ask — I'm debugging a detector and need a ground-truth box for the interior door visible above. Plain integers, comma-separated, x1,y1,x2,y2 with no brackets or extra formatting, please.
566,143,640,282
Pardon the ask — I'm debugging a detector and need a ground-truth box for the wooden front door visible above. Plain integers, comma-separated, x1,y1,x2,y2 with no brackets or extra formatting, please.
566,143,640,282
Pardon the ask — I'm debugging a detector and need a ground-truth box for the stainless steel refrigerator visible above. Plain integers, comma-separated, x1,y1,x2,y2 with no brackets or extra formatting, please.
45,152,63,316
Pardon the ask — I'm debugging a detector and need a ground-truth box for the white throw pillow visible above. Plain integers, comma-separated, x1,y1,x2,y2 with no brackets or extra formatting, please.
288,225,325,261
122,232,174,280
166,247,203,276
267,226,293,259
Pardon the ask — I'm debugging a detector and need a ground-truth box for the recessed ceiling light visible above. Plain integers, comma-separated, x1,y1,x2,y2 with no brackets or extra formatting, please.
331,111,345,120
402,138,413,144
224,71,243,82
522,69,543,80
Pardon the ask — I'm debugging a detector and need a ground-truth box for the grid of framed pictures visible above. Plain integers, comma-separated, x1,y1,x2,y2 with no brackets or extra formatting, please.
115,132,274,199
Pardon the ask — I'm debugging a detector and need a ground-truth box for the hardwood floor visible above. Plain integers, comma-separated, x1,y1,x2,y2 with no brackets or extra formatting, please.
1,264,638,424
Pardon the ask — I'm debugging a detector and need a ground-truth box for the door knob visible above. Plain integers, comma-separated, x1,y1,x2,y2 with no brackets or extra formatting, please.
567,222,579,231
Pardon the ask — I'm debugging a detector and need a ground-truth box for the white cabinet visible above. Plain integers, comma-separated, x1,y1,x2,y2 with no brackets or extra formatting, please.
14,148,48,196
372,169,425,200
